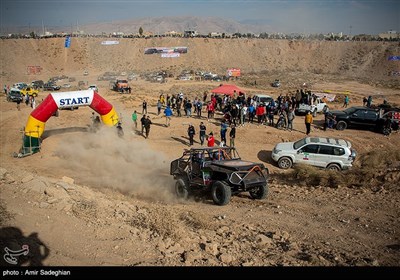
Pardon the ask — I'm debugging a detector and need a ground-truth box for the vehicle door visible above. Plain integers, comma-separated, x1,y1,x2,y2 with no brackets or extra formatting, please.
363,110,379,127
315,145,336,168
295,144,319,166
348,109,366,126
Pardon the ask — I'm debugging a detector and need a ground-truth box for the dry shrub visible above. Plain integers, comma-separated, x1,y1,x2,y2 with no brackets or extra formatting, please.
291,164,345,188
278,147,400,191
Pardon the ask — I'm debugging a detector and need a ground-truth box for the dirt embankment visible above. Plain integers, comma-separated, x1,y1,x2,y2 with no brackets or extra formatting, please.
1,38,399,85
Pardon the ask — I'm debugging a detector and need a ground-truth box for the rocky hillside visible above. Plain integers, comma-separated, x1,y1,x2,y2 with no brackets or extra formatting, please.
0,38,398,85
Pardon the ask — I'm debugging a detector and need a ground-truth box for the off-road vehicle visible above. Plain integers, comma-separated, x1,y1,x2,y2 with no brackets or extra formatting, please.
170,147,269,206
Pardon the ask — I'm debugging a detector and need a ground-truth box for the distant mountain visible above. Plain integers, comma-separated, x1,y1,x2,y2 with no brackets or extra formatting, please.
74,16,273,35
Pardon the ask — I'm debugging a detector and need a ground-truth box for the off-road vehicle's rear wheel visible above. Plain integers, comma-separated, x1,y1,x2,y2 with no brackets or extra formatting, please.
175,178,189,200
249,184,268,200
327,163,341,171
336,121,347,131
211,181,231,206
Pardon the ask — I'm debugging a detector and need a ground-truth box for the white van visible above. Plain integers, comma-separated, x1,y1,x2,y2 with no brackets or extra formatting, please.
271,137,356,171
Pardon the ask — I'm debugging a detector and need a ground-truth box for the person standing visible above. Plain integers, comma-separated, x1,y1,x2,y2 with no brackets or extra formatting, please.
157,100,162,115
188,124,195,146
31,96,36,109
142,100,147,115
229,124,236,147
220,120,228,146
207,132,215,147
164,105,173,127
287,107,295,131
144,116,152,139
140,114,146,134
132,110,138,129
367,96,372,107
16,98,21,111
199,122,206,146
343,95,350,108
305,111,313,135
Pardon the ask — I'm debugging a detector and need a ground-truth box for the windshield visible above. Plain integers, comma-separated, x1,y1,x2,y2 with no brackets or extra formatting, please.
293,138,307,149
260,97,272,103
343,107,358,114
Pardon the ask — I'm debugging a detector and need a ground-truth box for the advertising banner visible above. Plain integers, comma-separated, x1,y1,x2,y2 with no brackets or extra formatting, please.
26,66,42,75
101,41,120,45
161,53,180,58
227,68,241,77
388,56,400,61
145,46,187,55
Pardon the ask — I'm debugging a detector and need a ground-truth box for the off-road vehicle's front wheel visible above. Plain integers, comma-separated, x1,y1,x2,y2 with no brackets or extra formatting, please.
211,181,231,206
175,178,189,200
249,184,268,199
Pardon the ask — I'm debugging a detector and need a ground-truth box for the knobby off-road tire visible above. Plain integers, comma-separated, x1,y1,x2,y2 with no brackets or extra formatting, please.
175,178,189,200
278,157,292,169
249,184,268,200
211,181,231,206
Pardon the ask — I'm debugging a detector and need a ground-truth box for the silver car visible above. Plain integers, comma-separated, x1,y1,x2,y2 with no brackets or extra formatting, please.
271,137,356,171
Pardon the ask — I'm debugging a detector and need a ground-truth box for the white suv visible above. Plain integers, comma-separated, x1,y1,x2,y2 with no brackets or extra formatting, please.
271,137,356,171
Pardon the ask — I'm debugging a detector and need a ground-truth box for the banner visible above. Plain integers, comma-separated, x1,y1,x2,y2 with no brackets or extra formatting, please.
101,41,120,45
26,66,42,75
227,68,241,77
145,46,187,55
161,53,180,58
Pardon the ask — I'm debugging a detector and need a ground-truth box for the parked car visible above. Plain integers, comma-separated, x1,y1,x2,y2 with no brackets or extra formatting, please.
170,147,269,206
13,82,28,90
31,80,44,89
330,106,381,131
7,88,23,102
271,137,357,171
20,86,39,97
43,83,61,91
271,79,281,87
253,94,274,107
295,97,327,117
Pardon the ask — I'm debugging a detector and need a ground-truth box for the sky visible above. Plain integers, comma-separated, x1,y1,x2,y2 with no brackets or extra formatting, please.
0,0,399,35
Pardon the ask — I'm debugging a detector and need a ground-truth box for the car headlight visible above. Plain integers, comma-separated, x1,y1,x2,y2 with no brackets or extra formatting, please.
273,148,281,154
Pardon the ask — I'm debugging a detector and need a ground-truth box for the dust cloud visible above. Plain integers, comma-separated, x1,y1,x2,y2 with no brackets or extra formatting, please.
53,124,176,203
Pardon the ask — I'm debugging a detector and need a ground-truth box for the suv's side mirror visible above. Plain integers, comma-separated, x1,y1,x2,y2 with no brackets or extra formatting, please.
297,150,302,154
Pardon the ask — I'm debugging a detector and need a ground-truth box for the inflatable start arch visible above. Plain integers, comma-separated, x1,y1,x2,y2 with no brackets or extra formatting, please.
21,89,119,156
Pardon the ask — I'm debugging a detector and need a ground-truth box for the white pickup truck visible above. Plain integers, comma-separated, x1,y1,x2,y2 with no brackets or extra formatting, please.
295,98,327,117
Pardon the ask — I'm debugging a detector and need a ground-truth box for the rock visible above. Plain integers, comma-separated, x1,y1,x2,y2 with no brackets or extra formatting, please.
281,231,290,240
0,167,7,180
62,176,74,184
371,260,379,266
219,253,233,263
183,251,202,263
21,174,34,183
217,226,230,234
56,181,75,191
4,173,15,183
39,202,49,209
241,261,254,266
47,198,58,204
256,234,273,246
205,243,219,256
26,179,47,194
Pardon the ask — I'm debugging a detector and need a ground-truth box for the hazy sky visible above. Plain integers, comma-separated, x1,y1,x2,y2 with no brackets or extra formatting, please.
1,0,398,35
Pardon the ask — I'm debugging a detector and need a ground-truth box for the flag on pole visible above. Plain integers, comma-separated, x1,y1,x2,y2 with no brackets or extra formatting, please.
65,36,71,48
